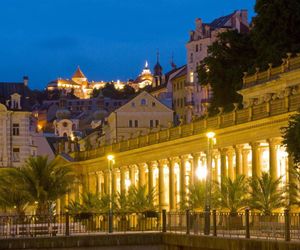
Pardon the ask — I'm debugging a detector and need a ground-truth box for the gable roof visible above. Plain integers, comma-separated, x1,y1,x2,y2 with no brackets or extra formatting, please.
114,91,173,113
172,65,187,80
209,12,235,30
0,81,33,111
72,66,86,79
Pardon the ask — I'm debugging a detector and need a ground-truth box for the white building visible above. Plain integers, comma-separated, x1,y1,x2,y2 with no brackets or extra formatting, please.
185,10,249,121
0,80,55,168
104,91,174,144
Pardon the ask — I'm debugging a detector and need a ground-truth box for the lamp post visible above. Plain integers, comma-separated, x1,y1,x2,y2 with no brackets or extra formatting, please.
107,154,115,233
204,131,215,235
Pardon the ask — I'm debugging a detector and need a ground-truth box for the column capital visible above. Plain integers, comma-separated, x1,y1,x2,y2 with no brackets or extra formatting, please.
234,144,244,152
267,138,282,146
226,147,235,157
167,157,178,166
219,148,228,155
128,165,137,170
96,171,103,176
119,166,128,172
250,141,261,149
191,152,201,158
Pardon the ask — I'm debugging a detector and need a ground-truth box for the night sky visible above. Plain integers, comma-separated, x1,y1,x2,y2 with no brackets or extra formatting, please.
0,0,255,89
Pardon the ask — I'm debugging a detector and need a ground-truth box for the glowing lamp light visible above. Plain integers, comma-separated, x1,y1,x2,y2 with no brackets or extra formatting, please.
196,166,207,181
107,155,114,161
206,131,216,139
125,179,131,189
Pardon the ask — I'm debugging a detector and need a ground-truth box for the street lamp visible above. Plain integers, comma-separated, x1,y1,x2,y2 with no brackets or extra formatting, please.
204,131,215,235
107,154,115,233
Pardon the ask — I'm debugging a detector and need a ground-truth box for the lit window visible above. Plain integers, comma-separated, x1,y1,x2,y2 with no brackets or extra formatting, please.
190,72,194,83
12,123,20,136
190,53,194,63
13,148,20,162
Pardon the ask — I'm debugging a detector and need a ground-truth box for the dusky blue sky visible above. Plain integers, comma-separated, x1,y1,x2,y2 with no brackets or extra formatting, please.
0,0,255,89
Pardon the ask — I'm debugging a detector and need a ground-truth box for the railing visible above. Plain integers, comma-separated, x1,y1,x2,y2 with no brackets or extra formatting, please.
0,212,161,238
243,54,300,88
73,89,300,161
0,210,299,242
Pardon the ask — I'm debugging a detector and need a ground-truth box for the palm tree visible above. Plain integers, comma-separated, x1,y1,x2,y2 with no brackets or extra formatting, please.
179,181,206,211
249,172,286,215
127,185,157,213
6,156,74,215
217,175,249,214
0,172,30,217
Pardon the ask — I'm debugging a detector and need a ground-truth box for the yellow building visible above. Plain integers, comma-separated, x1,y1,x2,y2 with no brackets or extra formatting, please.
58,54,300,213
171,65,188,122
103,91,174,144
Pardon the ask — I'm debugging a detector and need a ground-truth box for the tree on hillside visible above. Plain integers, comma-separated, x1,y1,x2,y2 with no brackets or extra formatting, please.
252,0,300,68
198,31,256,113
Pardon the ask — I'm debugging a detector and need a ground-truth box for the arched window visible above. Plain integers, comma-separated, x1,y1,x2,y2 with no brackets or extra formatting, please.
141,99,147,105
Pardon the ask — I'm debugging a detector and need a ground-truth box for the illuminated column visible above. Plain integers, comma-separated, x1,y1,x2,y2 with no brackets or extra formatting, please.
83,174,89,193
129,166,136,187
138,164,146,187
104,170,110,195
148,162,154,192
180,156,187,203
112,169,118,195
158,160,165,210
235,145,243,177
268,138,280,180
120,167,127,195
242,149,250,176
168,158,176,211
220,148,227,185
88,172,97,194
96,171,102,195
212,153,219,181
227,148,235,180
288,155,296,205
192,153,200,185
251,142,261,177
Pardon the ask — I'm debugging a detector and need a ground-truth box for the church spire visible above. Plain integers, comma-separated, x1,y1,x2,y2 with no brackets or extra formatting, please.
170,52,177,70
154,49,163,76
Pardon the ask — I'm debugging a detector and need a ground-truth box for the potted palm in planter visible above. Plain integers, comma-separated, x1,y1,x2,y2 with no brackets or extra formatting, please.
216,175,249,229
248,172,286,232
127,185,157,230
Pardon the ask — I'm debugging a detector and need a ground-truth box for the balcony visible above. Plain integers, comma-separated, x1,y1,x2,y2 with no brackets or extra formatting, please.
185,100,195,107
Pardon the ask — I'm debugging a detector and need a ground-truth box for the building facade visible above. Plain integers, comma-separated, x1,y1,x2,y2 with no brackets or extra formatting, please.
56,55,300,213
185,10,249,121
104,91,174,144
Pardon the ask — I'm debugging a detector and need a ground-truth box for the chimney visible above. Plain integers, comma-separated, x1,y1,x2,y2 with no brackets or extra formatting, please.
23,76,29,87
240,9,248,25
195,18,203,38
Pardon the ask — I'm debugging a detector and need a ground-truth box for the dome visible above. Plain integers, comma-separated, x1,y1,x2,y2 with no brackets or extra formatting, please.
93,109,108,120
56,108,71,119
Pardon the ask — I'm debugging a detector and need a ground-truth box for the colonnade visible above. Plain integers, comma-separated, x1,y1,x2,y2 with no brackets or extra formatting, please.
71,137,292,211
